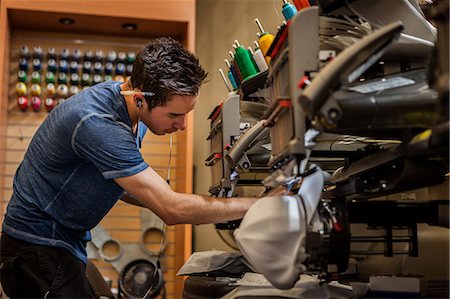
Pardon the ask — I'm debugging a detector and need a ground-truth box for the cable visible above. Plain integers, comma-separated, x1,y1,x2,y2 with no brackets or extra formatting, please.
216,229,240,251
142,133,172,299
166,133,173,184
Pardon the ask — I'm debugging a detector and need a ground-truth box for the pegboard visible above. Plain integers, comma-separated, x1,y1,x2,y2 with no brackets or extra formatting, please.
3,30,181,296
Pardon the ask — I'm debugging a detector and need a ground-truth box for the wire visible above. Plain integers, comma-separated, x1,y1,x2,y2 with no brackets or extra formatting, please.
166,133,173,184
216,229,240,251
142,134,172,299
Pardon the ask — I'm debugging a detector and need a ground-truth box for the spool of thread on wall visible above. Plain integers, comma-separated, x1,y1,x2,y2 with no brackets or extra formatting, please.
281,0,298,21
253,41,268,72
255,18,275,64
233,40,258,80
225,59,238,89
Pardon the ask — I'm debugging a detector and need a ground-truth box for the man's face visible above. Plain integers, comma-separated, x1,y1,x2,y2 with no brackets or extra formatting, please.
143,94,198,135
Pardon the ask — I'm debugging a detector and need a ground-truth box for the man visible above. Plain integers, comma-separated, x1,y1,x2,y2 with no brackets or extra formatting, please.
0,37,258,297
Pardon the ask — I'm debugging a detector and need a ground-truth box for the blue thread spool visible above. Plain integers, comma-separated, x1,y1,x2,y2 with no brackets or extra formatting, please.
32,58,41,71
59,60,68,73
83,61,92,74
47,59,57,72
225,60,238,90
105,62,113,75
69,61,78,73
94,62,103,74
19,58,28,71
281,0,297,21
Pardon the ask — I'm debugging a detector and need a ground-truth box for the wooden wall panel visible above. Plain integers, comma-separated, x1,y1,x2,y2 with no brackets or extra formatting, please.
0,1,196,297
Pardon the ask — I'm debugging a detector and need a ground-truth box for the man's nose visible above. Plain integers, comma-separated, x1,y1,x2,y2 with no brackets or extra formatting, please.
174,116,186,131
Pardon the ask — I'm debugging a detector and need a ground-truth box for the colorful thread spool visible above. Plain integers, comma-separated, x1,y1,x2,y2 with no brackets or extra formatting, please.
45,72,55,84
253,41,268,72
255,18,275,64
16,82,27,96
17,96,29,111
233,40,258,80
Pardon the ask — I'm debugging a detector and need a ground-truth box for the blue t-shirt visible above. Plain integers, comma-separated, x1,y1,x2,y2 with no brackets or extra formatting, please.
2,81,149,263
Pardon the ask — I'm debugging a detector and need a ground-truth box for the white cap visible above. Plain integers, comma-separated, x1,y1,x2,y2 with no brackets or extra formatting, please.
234,165,326,289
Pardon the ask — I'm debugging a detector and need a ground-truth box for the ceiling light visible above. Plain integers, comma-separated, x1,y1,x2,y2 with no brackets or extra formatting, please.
122,23,138,31
59,18,75,25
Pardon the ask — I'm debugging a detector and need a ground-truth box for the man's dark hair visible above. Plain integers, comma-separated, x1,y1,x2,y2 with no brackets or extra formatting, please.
130,37,208,110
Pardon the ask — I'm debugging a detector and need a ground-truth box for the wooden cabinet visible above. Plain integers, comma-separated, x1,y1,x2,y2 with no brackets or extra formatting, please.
0,1,196,297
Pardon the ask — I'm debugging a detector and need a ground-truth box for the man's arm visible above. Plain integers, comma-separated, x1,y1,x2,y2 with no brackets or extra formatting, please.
120,192,144,207
114,167,258,225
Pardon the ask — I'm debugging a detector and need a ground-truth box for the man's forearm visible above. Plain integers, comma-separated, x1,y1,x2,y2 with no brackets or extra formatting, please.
163,193,258,225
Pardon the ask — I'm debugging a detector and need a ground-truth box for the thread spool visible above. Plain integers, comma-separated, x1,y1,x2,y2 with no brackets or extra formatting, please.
17,96,28,111
255,18,275,64
58,72,67,84
83,61,92,74
293,0,310,10
30,84,42,96
117,52,127,63
234,41,258,80
114,75,125,83
19,58,28,71
69,85,80,96
69,61,78,73
126,64,133,76
18,70,27,82
231,64,242,87
94,62,103,74
229,51,243,83
33,46,43,59
31,71,41,84
32,58,41,71
71,49,82,62
57,84,69,98
45,72,55,84
15,82,27,96
104,62,113,75
81,73,92,86
70,73,79,85
84,50,94,62
224,60,238,90
60,48,70,60
107,51,117,62
46,83,56,97
248,46,260,72
20,45,30,59
281,0,297,21
115,63,125,75
44,97,56,112
253,41,268,72
47,47,57,60
30,96,41,112
94,50,104,62
47,59,57,72
59,60,68,73
219,68,232,92
127,52,136,64
93,74,103,85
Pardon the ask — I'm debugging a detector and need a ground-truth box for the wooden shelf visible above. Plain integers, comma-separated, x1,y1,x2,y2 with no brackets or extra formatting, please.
0,1,196,297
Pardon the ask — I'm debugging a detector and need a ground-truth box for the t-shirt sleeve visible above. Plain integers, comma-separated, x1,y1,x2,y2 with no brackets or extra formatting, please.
72,114,148,180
